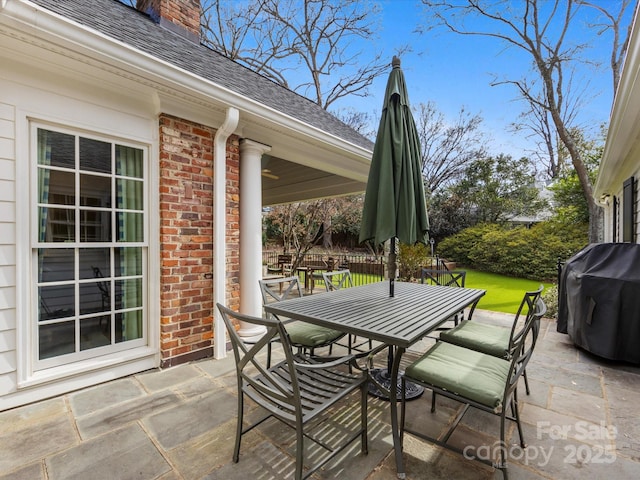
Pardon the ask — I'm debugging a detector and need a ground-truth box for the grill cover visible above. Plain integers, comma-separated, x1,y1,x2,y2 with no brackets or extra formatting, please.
557,243,640,364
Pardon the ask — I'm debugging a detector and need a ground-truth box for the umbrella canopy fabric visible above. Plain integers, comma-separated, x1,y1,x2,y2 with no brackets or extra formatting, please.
359,56,429,247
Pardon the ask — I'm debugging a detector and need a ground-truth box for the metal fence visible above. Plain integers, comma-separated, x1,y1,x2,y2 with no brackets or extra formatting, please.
262,251,386,287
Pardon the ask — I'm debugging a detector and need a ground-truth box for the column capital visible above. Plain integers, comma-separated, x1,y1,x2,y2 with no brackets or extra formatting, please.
240,138,271,155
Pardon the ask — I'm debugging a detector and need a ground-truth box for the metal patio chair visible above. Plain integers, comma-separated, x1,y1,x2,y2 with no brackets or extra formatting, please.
400,298,546,479
259,276,346,366
420,267,466,287
420,267,468,329
439,285,544,395
217,303,369,480
321,269,373,354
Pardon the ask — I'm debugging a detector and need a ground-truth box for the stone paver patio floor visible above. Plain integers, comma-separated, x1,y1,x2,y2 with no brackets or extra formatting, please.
1,310,639,480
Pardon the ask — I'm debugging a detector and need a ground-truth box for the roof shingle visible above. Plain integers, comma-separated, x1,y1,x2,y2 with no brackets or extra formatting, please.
29,0,374,151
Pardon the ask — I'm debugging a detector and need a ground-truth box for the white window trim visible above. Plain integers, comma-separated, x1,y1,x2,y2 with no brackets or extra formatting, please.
16,113,160,388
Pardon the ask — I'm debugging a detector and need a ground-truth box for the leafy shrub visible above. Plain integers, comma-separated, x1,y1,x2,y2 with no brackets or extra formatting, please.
439,223,500,266
398,242,430,281
437,221,587,282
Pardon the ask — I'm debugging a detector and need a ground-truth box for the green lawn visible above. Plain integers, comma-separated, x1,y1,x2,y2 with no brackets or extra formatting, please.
464,270,554,314
328,270,553,315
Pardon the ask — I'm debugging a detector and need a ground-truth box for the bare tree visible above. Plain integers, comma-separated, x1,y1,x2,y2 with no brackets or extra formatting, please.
578,0,636,93
516,0,636,179
510,75,582,179
202,0,402,109
420,0,634,242
316,196,367,250
333,108,377,139
266,201,325,269
417,101,486,194
201,0,293,86
513,98,559,178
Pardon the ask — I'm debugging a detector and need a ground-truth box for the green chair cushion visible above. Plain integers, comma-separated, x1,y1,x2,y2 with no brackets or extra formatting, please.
284,321,344,347
405,342,510,412
440,321,510,358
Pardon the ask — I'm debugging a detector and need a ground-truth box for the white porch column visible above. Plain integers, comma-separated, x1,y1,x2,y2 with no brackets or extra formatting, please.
238,139,271,339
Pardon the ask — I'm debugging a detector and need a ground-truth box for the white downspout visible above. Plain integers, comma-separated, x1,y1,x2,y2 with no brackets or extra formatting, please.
213,107,239,359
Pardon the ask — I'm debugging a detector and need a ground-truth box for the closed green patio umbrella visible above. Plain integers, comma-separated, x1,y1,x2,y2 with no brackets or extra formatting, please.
359,56,429,297
359,56,429,400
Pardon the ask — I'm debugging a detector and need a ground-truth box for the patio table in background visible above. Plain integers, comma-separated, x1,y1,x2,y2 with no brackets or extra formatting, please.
296,263,327,293
263,280,486,479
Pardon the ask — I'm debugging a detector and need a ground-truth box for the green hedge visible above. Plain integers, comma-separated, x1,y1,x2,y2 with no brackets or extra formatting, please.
437,221,587,282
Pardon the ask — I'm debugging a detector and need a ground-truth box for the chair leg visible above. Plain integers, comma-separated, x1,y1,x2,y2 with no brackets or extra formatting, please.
431,391,437,413
513,388,526,448
233,391,244,463
361,382,368,454
267,343,272,369
523,368,531,395
295,424,304,480
500,411,507,477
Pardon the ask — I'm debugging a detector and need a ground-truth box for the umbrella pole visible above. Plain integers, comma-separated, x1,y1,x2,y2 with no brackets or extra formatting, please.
369,238,424,401
389,237,396,297
368,346,424,401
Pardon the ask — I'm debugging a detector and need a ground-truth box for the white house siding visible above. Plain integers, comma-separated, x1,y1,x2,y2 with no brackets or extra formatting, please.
0,103,17,394
0,54,161,410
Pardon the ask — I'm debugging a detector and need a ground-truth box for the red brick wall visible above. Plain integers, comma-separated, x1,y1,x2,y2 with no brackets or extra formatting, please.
226,139,241,309
158,114,240,368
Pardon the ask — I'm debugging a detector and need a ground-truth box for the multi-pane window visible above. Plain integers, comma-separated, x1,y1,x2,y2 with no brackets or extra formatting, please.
34,127,146,366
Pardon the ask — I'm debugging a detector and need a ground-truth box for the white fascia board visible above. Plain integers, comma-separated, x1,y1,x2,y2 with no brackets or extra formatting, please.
596,8,640,198
4,0,371,169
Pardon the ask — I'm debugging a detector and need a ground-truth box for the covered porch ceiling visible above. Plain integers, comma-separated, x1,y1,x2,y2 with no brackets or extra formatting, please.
261,155,367,206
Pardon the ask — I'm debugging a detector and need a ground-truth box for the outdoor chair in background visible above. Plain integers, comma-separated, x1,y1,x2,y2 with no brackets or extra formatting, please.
420,268,466,288
400,298,547,479
438,285,544,395
321,269,373,354
217,303,369,480
297,259,329,293
259,276,346,366
309,256,337,291
266,254,293,276
420,267,468,329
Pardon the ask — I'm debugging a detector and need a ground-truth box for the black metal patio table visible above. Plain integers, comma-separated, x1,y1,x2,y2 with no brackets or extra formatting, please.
263,280,486,479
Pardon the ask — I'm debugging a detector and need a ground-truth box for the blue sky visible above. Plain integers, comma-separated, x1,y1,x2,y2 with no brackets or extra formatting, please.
333,0,633,160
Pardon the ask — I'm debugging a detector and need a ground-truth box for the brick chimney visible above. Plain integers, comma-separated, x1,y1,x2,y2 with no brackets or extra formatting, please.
136,0,201,42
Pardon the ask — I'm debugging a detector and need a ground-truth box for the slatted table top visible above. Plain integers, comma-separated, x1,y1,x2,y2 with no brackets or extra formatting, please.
264,281,486,348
